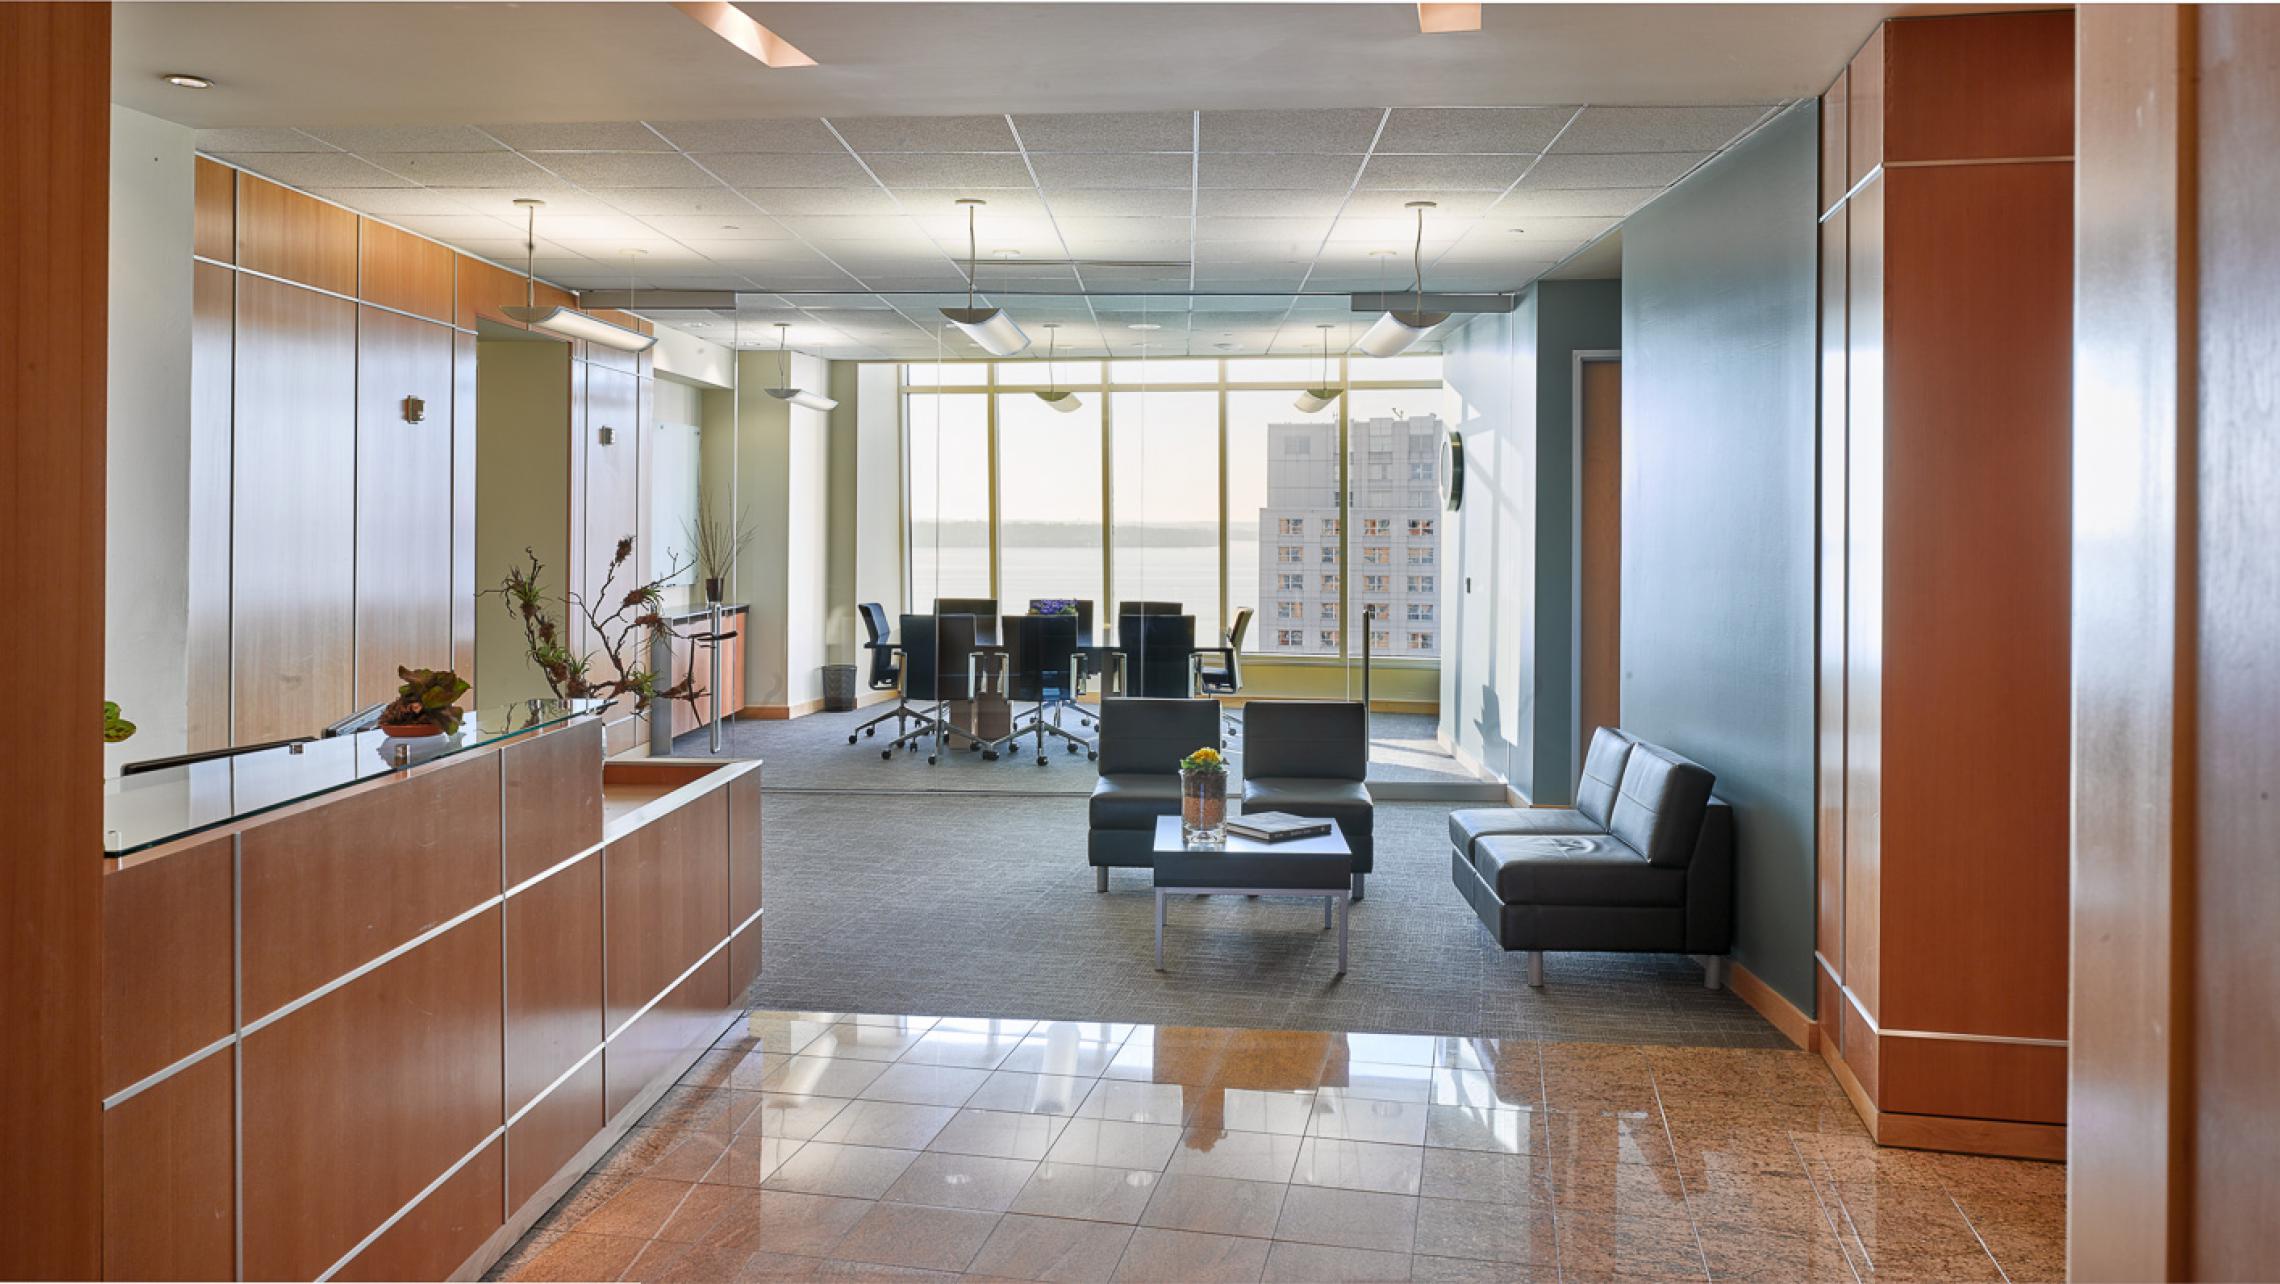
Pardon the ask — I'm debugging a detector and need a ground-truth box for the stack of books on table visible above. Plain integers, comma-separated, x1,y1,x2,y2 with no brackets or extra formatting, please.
1224,812,1334,843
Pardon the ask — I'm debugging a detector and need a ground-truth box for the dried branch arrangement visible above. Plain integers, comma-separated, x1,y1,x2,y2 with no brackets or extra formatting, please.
487,535,706,723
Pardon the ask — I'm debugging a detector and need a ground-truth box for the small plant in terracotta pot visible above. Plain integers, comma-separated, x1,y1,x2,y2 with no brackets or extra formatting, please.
379,666,471,738
1179,745,1228,847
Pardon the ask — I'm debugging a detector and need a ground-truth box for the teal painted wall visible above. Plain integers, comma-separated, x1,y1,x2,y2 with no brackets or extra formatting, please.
1619,102,1820,1009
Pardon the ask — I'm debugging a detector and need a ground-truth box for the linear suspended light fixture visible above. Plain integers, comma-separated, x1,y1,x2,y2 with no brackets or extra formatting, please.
1034,324,1083,413
1294,323,1342,413
940,198,1030,356
764,323,837,411
1356,201,1448,358
503,199,657,353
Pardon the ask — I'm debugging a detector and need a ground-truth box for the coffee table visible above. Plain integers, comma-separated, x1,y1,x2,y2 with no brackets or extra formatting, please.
1150,815,1353,974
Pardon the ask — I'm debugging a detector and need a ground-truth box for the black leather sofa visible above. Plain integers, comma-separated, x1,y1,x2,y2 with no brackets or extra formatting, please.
1447,727,1734,987
1088,697,1222,891
1239,700,1374,899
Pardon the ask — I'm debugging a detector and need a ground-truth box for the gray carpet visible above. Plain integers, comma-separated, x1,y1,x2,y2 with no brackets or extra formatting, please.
738,788,1787,1049
676,704,1487,792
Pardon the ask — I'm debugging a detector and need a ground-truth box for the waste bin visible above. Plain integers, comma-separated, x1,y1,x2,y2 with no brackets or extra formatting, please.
822,663,858,712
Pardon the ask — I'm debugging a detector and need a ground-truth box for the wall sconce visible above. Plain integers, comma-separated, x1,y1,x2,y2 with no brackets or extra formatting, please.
401,395,426,424
597,425,618,446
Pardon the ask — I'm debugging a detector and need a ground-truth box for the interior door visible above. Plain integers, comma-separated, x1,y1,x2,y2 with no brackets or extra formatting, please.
1578,357,1623,774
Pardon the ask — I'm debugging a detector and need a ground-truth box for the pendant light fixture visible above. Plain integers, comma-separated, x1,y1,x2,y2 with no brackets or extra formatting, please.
939,198,1030,356
1356,200,1448,358
1293,323,1342,413
1033,323,1083,413
764,323,837,411
503,199,657,353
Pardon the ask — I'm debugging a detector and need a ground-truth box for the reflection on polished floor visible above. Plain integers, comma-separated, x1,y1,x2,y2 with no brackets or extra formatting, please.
493,1011,2065,1282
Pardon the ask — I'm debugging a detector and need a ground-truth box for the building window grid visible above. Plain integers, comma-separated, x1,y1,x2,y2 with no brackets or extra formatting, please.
902,361,1444,659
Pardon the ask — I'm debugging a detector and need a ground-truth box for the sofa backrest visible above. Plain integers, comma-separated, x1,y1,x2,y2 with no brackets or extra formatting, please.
1097,697,1221,777
1608,742,1717,867
1575,726,1635,827
1241,700,1368,781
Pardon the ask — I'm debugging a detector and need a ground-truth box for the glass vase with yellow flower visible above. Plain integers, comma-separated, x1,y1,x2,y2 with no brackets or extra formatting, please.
1179,746,1229,847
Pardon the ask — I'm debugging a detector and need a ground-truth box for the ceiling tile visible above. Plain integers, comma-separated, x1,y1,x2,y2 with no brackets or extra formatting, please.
1040,189,1194,218
1197,154,1362,191
1012,111,1193,152
599,187,761,216
534,151,720,188
303,125,504,153
648,117,847,153
1551,105,1776,154
696,151,877,187
1519,152,1707,189
215,152,417,189
1374,107,1575,154
1029,153,1193,190
739,186,906,216
1194,215,1332,243
781,215,933,240
1052,215,1189,244
1192,189,1347,218
1199,108,1382,153
364,150,560,187
1322,216,1464,246
1490,186,1664,217
1355,154,1532,192
865,153,1035,189
640,214,796,240
483,121,674,152
386,213,523,241
1337,190,1498,218
308,187,479,216
197,127,327,154
828,114,1018,152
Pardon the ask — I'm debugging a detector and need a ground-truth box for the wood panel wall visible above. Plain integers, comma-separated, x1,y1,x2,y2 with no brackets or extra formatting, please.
0,5,109,1275
188,159,658,745
1813,10,2075,1160
96,720,761,1281
2071,6,2280,1277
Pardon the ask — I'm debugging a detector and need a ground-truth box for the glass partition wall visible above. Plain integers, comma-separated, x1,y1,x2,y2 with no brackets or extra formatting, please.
902,352,1445,671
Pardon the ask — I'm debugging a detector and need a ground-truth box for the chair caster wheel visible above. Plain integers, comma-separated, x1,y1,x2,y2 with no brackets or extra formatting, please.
983,751,1000,762
927,755,938,765
1087,751,1098,761
881,750,893,760
1036,756,1048,766
848,734,858,744
865,727,876,737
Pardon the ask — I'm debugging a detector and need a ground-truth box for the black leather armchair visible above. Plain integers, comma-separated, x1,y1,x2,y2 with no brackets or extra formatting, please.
1447,727,1734,988
1238,700,1374,899
1087,697,1221,891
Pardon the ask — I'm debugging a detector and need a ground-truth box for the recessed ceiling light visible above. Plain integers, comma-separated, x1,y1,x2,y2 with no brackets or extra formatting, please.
1128,323,1162,331
161,73,213,89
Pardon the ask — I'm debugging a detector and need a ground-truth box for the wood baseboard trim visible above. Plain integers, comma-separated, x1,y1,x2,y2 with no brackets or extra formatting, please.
1874,1110,2067,1162
1729,961,1817,1051
1820,1033,1880,1133
742,699,826,721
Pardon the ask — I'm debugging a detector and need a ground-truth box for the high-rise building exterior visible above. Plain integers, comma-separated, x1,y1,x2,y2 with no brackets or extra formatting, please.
1255,414,1443,657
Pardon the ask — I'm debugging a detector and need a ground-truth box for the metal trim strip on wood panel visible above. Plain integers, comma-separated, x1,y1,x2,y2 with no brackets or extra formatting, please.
311,1127,506,1284
604,904,765,1046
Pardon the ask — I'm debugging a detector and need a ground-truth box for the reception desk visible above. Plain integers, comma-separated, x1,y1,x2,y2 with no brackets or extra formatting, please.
99,704,761,1280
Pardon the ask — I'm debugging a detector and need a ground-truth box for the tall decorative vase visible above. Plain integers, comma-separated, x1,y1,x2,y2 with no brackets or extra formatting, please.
1181,769,1227,847
705,576,724,605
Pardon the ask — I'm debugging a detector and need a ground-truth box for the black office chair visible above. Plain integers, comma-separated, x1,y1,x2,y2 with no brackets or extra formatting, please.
1120,612,1197,699
977,613,1090,764
1195,606,1253,737
887,613,983,764
1029,599,1099,725
935,597,1000,647
1118,600,1182,619
849,602,927,744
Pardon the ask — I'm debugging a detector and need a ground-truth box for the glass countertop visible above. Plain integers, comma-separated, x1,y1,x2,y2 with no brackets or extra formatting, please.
103,700,599,857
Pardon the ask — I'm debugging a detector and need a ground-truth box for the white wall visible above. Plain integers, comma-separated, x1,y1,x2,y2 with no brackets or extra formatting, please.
104,105,195,774
854,363,905,636
731,348,832,709
783,350,831,706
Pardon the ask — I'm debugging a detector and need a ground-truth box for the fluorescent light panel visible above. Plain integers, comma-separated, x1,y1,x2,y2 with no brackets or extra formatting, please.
1356,309,1447,358
503,305,657,353
766,387,839,411
941,306,1030,357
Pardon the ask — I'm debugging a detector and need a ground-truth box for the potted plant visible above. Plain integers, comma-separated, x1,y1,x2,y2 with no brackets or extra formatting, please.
378,666,471,738
685,502,756,606
102,701,136,744
1180,745,1228,848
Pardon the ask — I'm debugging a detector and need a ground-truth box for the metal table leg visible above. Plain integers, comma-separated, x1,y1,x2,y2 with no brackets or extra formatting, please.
1337,894,1349,974
1154,889,1165,970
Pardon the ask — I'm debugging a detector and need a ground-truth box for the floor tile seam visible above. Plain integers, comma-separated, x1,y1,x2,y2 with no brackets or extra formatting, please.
1793,1132,1873,1283
1640,1063,1718,1284
1940,1183,2017,1283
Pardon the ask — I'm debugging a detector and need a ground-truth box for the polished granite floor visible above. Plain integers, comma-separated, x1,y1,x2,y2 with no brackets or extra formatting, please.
493,1011,2066,1282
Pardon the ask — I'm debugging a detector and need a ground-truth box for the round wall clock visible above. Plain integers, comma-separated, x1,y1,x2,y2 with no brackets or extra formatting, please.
1440,428,1466,511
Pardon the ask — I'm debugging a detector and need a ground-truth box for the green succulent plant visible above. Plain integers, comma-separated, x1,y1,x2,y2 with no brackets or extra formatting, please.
102,701,136,744
379,666,472,735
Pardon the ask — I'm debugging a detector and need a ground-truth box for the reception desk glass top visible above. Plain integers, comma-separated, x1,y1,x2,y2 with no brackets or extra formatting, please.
103,700,597,857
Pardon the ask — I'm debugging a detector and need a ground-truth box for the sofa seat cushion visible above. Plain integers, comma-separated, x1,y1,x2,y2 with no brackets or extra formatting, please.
1090,775,1184,829
1447,807,1607,856
1473,833,1686,907
1241,778,1374,836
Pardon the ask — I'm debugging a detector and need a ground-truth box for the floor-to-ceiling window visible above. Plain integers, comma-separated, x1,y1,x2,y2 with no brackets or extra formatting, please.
902,354,1443,663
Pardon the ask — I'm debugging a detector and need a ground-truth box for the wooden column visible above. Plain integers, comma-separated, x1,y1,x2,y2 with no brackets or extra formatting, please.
1813,10,2076,1160
2072,5,2280,1277
0,4,109,1275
